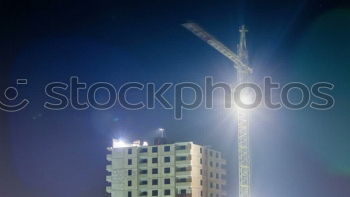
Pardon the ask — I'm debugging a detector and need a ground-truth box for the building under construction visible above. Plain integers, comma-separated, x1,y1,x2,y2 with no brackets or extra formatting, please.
106,138,227,197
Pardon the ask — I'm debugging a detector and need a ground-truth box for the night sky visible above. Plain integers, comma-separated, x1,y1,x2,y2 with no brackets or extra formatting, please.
1,0,350,197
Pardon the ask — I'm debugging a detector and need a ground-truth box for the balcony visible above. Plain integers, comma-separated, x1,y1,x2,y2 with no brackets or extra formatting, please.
176,194,192,197
139,192,148,196
175,147,190,155
176,167,191,176
139,148,148,154
106,186,112,193
106,175,112,182
106,165,112,172
176,177,192,186
139,169,148,177
106,154,112,161
176,177,192,182
175,156,191,165
139,158,148,167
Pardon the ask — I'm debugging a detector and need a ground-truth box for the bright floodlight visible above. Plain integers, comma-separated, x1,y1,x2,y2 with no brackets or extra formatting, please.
238,88,256,106
113,139,129,148
240,93,254,105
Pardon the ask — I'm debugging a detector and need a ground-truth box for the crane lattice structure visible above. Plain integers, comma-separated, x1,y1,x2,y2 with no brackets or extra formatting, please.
183,22,252,197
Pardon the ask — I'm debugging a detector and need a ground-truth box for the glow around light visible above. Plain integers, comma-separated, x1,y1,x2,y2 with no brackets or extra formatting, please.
238,88,256,106
240,92,255,105
112,139,148,148
113,139,129,148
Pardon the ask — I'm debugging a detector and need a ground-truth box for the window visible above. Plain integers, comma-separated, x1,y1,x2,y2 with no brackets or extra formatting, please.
200,180,203,185
152,158,158,163
176,167,187,172
164,189,171,195
164,157,170,163
210,172,213,177
201,191,203,196
177,178,187,183
210,193,213,197
216,173,219,179
164,167,170,173
176,145,186,150
128,170,132,176
216,184,220,189
128,159,132,165
152,190,158,196
216,152,219,158
216,162,219,168
128,148,132,154
152,147,158,153
164,178,170,184
140,191,147,196
210,182,213,188
140,169,147,174
152,179,158,185
209,151,213,156
164,146,170,152
152,168,158,174
210,161,213,167
140,180,147,185
200,169,203,175
139,148,148,153
140,158,147,164
216,194,219,197
128,191,132,197
176,156,187,161
200,148,202,153
128,180,132,186
200,158,202,164
180,189,186,194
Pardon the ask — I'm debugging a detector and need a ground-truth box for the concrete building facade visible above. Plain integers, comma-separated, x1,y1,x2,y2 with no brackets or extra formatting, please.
106,140,226,197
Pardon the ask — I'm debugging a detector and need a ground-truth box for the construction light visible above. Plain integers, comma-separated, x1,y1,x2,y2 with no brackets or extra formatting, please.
113,139,129,148
240,91,255,106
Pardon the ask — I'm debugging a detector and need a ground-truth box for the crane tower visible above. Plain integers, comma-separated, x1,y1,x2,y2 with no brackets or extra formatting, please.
183,23,252,197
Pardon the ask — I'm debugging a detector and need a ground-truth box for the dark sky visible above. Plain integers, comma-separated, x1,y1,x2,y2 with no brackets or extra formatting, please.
1,0,350,197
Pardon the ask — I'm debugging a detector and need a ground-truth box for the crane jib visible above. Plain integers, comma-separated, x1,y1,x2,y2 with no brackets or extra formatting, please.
183,22,252,73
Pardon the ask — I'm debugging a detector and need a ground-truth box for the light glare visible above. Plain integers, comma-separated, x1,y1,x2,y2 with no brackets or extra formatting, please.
113,139,129,148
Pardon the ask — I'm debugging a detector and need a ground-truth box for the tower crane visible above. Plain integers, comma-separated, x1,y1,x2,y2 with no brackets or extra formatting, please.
183,22,252,197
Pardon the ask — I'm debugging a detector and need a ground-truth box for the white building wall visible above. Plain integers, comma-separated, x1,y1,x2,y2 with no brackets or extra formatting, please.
107,141,226,197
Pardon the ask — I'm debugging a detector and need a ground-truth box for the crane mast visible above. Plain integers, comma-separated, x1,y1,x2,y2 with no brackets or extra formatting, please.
237,25,251,197
183,23,252,197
